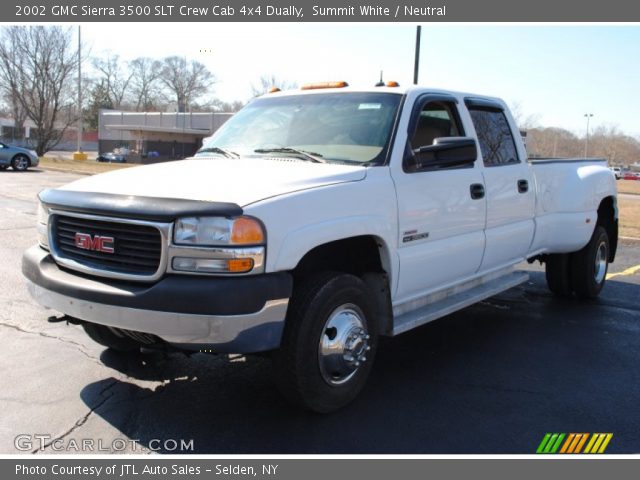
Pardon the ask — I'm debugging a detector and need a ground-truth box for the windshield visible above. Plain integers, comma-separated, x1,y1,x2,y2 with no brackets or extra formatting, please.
196,92,402,165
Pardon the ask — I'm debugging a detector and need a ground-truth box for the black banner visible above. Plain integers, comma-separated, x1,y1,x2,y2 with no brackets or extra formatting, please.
6,0,640,22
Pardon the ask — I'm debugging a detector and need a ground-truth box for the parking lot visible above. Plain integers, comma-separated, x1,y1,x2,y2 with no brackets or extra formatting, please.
1,168,639,454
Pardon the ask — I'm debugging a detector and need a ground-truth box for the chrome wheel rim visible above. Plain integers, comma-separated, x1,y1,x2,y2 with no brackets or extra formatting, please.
318,303,370,386
594,241,608,284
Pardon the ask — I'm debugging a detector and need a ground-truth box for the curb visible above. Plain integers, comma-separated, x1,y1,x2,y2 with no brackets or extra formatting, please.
38,166,93,176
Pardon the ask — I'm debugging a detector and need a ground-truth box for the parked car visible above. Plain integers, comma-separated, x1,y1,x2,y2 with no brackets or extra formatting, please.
0,142,39,171
23,83,618,412
622,171,640,180
96,152,126,163
610,166,622,179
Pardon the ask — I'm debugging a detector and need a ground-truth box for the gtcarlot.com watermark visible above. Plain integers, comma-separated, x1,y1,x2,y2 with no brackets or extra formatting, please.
15,434,194,452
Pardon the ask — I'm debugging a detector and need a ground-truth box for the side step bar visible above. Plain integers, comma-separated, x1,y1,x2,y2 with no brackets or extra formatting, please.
392,271,529,336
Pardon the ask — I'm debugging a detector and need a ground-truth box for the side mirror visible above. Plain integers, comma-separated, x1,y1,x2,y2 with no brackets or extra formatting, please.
411,137,477,170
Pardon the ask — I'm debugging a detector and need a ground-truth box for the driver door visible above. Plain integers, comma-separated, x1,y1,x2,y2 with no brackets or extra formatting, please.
391,94,487,303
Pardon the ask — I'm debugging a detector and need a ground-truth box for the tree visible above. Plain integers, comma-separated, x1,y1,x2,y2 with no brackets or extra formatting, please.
160,56,214,112
2,88,28,140
509,100,540,130
210,98,245,112
83,79,113,131
251,74,298,97
92,53,133,109
0,26,78,155
129,57,163,111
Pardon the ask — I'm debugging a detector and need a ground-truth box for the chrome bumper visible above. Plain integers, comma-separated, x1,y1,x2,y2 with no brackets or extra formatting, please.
27,280,289,352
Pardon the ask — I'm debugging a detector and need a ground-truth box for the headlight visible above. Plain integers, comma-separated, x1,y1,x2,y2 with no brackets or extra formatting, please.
36,202,49,249
174,216,265,246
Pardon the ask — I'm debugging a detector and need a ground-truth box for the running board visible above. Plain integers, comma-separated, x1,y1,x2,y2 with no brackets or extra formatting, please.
391,271,529,336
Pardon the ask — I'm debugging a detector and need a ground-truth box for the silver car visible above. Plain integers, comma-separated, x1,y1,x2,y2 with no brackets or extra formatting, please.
0,142,39,171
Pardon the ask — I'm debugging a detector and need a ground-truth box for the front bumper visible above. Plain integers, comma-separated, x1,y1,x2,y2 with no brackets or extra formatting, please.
22,245,292,352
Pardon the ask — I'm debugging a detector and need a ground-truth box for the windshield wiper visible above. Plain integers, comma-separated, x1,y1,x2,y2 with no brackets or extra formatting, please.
254,147,326,163
196,147,240,158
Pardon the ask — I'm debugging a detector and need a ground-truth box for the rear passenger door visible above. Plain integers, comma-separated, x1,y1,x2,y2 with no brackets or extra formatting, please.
392,95,487,303
465,98,535,271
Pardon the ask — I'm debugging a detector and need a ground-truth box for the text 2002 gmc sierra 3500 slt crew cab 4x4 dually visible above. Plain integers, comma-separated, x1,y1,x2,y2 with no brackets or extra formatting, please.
23,82,618,412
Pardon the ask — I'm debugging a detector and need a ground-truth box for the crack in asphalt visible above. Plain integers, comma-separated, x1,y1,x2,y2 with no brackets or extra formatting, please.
0,321,102,366
0,225,34,231
31,380,119,454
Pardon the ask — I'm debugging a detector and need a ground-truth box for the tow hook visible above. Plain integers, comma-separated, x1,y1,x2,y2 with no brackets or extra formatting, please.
47,314,83,325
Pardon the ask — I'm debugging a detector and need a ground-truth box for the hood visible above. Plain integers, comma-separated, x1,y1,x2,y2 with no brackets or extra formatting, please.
60,157,367,207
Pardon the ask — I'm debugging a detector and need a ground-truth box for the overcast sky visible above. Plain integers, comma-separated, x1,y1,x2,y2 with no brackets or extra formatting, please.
77,23,640,137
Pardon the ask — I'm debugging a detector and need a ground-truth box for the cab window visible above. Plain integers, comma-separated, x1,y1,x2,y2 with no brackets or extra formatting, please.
468,108,520,166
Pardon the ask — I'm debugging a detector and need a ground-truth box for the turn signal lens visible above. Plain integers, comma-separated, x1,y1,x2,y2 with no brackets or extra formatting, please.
227,258,254,272
172,257,255,274
231,217,265,244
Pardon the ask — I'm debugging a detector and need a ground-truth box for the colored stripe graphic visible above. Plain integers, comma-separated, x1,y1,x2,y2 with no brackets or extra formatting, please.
538,433,613,454
574,433,589,453
584,433,614,454
537,433,565,453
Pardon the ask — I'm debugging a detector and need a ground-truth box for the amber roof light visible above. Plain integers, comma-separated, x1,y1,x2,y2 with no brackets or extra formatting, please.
301,81,349,90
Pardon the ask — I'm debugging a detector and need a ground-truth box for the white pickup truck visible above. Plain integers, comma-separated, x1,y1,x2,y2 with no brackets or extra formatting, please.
23,83,618,412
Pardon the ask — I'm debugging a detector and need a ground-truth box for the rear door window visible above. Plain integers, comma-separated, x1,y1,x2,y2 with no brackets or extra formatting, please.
468,108,520,166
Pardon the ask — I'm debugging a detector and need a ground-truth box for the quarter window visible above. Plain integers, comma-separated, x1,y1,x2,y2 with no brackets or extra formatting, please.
468,108,520,166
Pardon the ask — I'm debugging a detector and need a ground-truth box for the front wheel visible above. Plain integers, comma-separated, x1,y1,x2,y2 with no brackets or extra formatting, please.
571,225,610,299
11,154,30,171
273,272,378,413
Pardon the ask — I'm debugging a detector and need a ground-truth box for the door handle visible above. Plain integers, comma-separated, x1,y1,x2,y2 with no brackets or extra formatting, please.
470,183,485,200
518,179,529,193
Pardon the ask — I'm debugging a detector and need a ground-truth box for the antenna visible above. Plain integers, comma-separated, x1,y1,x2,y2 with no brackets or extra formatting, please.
375,70,384,87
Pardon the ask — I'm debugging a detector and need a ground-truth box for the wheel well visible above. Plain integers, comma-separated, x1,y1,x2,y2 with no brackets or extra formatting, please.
293,235,387,279
598,196,618,262
292,236,393,335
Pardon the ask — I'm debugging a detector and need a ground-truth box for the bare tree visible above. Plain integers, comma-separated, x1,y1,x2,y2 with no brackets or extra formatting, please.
83,79,113,131
2,88,28,139
92,53,133,109
210,98,246,112
160,56,214,112
251,74,298,97
0,26,78,156
509,100,540,130
129,57,163,111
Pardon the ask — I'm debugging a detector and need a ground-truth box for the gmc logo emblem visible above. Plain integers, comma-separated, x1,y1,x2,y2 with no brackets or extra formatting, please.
74,233,115,254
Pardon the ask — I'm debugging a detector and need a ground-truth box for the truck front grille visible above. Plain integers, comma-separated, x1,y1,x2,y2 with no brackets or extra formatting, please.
52,214,163,277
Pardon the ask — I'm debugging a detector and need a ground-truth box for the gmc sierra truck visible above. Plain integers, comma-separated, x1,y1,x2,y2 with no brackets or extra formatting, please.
23,83,618,412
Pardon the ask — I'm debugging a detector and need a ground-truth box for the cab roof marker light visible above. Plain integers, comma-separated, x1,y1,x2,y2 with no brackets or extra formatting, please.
301,81,349,90
386,81,400,87
268,87,281,93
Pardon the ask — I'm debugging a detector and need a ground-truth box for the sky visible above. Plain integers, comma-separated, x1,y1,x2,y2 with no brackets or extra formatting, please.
77,23,640,137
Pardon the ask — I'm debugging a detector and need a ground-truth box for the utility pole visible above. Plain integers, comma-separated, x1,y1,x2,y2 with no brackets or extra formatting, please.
584,113,594,158
413,26,421,85
74,25,86,160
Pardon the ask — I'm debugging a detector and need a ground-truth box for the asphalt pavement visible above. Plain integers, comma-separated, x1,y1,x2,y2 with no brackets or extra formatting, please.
1,168,639,454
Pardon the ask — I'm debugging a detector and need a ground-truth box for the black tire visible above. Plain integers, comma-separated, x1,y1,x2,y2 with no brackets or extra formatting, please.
545,253,573,297
571,225,610,299
11,154,30,171
273,272,378,413
82,323,141,352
